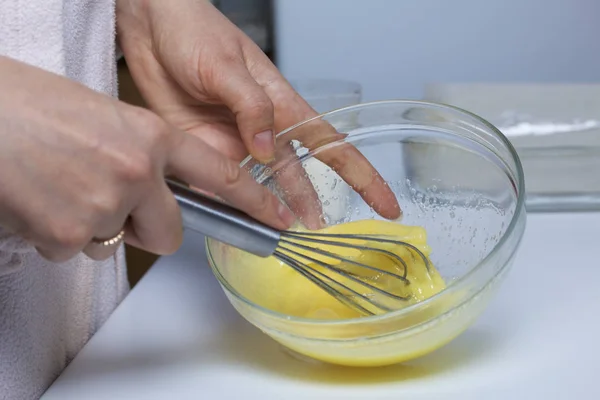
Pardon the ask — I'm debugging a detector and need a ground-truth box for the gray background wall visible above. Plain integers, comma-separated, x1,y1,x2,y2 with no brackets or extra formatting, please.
274,0,600,101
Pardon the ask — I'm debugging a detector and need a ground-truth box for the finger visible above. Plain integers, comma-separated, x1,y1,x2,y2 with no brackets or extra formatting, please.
270,141,324,230
80,201,130,261
82,230,125,261
35,245,80,263
305,129,401,220
166,131,296,230
207,61,275,163
185,123,317,227
125,181,184,255
244,45,402,220
32,218,94,263
187,122,249,162
266,80,401,220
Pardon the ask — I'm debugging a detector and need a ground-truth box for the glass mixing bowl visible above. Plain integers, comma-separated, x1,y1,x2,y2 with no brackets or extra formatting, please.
206,100,526,367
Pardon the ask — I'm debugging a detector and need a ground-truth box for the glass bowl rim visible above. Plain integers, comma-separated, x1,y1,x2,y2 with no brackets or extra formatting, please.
206,99,526,327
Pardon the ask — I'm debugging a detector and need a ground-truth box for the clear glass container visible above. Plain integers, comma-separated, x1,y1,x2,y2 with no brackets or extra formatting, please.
206,100,527,367
425,83,600,212
289,78,362,221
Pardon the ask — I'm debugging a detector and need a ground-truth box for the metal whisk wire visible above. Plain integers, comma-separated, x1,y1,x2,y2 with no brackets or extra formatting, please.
274,231,431,315
168,179,431,316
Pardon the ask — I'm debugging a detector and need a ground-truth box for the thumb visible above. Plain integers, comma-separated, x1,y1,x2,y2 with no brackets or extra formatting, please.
208,62,275,163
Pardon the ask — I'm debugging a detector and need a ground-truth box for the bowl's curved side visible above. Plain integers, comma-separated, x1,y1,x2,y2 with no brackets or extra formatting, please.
219,250,519,367
203,99,527,366
206,205,524,367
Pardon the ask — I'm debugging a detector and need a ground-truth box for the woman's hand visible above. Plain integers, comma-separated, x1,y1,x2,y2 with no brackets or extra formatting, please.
116,0,401,228
0,56,294,262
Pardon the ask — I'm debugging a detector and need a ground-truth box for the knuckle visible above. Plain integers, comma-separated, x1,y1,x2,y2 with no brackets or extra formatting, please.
146,122,171,148
114,152,154,184
220,159,242,188
113,107,166,184
201,51,241,90
88,191,121,217
240,93,273,119
47,220,91,250
131,107,171,148
248,190,271,216
37,247,73,263
219,51,241,66
209,44,243,67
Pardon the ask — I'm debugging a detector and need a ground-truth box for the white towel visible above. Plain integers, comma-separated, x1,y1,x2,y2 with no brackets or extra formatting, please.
0,0,119,96
0,1,128,398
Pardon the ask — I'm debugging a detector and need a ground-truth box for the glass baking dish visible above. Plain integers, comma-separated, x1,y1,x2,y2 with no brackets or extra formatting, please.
424,83,600,212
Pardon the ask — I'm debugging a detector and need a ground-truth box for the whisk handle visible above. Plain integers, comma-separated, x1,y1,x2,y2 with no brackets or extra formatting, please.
166,180,280,257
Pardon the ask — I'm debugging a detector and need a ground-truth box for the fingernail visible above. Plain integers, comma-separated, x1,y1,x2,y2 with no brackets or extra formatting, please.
253,130,275,162
277,202,296,228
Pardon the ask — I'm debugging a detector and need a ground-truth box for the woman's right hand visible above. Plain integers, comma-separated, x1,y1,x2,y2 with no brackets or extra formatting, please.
0,56,295,262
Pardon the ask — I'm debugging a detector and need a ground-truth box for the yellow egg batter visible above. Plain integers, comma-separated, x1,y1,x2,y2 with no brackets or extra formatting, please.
225,219,446,320
209,219,483,367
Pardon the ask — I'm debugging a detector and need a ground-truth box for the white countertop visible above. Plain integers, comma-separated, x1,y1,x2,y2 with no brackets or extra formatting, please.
43,213,600,400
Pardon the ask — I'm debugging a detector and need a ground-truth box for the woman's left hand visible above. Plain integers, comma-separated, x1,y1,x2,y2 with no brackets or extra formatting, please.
116,0,401,227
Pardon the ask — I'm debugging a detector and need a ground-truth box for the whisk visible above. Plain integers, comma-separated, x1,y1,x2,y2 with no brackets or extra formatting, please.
167,180,431,316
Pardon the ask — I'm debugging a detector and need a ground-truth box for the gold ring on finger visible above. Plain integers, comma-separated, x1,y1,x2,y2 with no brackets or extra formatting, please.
91,230,126,247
